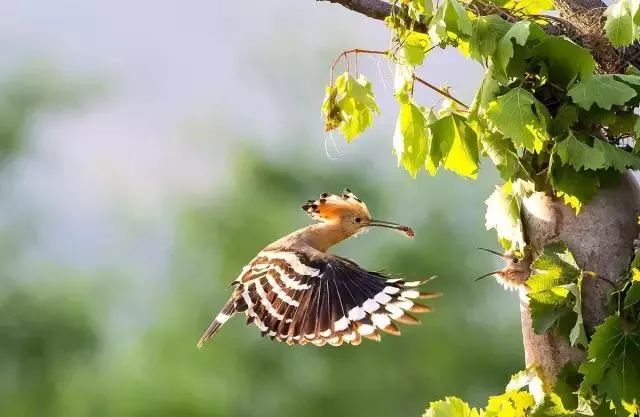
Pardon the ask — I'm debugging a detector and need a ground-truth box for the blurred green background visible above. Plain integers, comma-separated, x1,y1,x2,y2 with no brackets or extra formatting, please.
0,1,523,416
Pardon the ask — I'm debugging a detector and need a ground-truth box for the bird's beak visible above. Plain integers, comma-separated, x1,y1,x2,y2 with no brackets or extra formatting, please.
474,270,503,281
474,247,506,281
368,219,415,238
477,247,508,259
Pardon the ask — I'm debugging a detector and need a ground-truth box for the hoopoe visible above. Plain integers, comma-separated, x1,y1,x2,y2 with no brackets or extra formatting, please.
197,189,438,347
475,248,532,291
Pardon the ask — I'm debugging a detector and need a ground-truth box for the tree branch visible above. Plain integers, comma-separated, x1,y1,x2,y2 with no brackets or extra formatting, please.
316,0,393,22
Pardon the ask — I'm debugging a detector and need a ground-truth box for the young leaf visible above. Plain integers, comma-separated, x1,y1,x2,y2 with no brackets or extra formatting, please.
403,0,434,20
322,73,380,142
486,87,550,153
568,75,637,110
423,397,481,417
399,31,432,66
496,21,530,74
393,102,429,178
428,0,472,44
484,181,529,250
580,316,640,415
604,0,640,48
427,113,479,178
554,131,606,171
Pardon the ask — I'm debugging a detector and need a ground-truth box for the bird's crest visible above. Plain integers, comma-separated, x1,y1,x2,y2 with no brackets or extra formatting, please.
302,188,371,222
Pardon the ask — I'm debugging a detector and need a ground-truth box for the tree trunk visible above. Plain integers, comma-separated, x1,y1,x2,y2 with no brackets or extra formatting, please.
519,173,640,383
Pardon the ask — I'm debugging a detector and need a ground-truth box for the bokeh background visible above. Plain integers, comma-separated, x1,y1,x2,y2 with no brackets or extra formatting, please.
0,1,524,416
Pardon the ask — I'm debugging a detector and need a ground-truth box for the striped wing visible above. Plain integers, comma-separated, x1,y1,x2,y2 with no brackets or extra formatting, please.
198,249,438,347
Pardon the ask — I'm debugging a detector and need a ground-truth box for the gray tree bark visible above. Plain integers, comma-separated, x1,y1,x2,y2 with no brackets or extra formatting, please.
521,174,640,383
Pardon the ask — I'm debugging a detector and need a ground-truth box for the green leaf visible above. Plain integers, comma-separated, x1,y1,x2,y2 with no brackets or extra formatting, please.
485,180,530,250
484,390,536,417
604,0,640,48
528,242,581,292
580,316,640,416
624,281,640,309
404,0,434,20
549,159,600,212
593,139,640,171
527,242,587,347
486,87,550,153
552,104,579,134
496,21,530,74
400,31,432,66
428,0,472,44
469,15,511,62
534,37,595,88
469,68,501,121
568,75,637,110
427,113,479,178
481,133,529,181
531,393,576,417
423,397,481,417
554,132,606,171
393,101,429,178
322,73,380,142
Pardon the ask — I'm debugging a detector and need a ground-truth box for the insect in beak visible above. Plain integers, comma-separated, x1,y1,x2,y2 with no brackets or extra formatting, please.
368,219,415,238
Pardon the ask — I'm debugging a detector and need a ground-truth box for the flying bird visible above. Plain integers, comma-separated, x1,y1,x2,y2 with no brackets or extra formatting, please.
197,189,438,347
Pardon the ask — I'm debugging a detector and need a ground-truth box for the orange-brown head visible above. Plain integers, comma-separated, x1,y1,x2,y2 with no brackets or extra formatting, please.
475,248,531,291
302,189,414,239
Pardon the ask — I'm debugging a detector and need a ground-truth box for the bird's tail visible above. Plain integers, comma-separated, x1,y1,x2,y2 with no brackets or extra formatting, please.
197,299,236,348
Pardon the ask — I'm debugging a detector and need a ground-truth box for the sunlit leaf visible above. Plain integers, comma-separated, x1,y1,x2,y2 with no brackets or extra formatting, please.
427,113,479,178
322,73,380,142
486,87,550,153
428,0,472,44
423,397,481,417
485,180,530,250
604,0,640,47
393,101,429,178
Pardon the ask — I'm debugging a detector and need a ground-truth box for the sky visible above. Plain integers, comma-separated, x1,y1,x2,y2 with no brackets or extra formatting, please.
0,0,484,275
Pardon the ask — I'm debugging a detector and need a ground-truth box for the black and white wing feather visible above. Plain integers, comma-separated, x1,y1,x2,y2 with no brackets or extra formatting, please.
197,249,438,347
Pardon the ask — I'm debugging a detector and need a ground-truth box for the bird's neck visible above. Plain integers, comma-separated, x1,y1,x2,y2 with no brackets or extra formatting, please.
273,222,352,253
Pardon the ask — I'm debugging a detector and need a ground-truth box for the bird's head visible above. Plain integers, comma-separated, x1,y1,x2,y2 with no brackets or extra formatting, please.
302,189,414,239
475,247,531,291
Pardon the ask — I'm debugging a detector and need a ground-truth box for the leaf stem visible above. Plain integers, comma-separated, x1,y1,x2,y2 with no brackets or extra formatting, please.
413,75,469,109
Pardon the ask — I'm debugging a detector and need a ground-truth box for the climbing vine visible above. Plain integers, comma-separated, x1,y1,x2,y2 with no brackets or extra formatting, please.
319,0,640,415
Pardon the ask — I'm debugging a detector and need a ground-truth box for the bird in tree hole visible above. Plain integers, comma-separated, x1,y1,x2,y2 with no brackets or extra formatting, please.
197,189,438,347
475,247,532,290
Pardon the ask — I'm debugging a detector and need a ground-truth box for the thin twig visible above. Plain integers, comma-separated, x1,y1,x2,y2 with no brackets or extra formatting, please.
330,49,389,84
413,75,469,109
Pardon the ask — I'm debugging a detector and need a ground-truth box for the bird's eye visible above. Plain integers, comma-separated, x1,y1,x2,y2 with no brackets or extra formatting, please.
512,258,519,264
355,217,362,223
